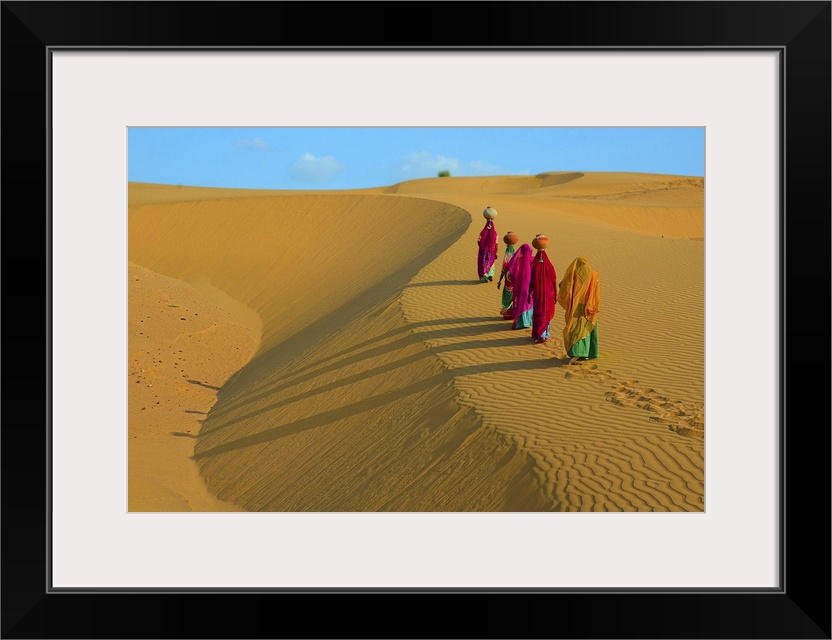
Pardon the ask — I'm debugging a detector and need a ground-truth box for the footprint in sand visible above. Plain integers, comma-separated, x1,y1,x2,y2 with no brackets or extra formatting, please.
601,382,703,438
562,360,615,383
540,337,703,438
561,358,704,438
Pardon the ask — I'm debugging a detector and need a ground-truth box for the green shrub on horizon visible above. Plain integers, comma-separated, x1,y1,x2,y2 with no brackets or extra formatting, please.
437,170,451,178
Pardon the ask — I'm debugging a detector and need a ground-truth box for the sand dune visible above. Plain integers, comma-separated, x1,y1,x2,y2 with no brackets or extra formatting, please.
128,171,704,512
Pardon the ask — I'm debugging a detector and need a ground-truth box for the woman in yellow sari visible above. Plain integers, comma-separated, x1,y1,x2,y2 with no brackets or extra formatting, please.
557,256,600,364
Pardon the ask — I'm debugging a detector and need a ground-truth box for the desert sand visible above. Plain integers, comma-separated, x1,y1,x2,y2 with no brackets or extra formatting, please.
128,171,704,512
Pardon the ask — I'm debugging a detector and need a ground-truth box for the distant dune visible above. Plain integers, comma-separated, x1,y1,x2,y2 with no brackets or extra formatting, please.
128,171,704,512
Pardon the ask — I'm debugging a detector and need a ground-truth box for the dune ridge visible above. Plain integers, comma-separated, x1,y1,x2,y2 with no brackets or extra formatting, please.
394,184,703,511
130,190,552,510
128,171,704,512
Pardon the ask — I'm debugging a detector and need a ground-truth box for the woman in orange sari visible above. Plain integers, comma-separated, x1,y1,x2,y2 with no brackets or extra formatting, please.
557,256,600,364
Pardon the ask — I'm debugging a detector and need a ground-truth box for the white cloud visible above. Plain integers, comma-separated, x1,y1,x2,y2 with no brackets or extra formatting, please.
397,151,460,177
235,137,270,150
466,160,505,175
466,160,533,176
393,152,528,180
287,152,346,183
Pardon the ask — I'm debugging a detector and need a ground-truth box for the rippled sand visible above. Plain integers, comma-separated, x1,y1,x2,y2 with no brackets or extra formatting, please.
128,171,704,512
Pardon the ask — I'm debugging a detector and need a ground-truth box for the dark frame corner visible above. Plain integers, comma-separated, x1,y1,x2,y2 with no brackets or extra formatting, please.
2,2,829,638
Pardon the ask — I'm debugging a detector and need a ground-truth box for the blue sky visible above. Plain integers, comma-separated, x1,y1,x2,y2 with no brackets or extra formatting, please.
128,127,704,191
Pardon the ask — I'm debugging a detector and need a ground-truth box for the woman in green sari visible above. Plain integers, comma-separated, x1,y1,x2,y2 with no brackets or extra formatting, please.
496,231,518,319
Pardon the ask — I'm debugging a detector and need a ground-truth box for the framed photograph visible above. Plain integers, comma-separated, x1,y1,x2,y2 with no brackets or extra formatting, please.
3,1,829,638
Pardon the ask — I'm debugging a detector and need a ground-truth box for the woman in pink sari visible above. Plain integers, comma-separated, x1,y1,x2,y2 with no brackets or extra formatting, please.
506,243,534,329
477,207,498,282
528,235,557,343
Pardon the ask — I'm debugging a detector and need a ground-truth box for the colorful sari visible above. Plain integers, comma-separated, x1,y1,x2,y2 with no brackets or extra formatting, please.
558,256,600,358
529,249,557,341
477,220,498,282
498,244,516,317
507,243,534,329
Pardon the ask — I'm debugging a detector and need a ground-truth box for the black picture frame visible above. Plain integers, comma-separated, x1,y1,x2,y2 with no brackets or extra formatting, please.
2,2,829,638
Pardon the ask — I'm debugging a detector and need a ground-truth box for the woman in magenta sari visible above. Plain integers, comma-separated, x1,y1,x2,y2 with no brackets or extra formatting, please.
506,243,534,329
477,207,498,282
528,234,557,343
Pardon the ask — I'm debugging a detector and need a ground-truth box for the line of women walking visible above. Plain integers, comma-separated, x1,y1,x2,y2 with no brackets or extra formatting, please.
477,206,601,363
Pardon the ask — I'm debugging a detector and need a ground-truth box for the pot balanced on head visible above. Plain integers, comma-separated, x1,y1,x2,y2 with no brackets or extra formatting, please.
477,207,498,282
